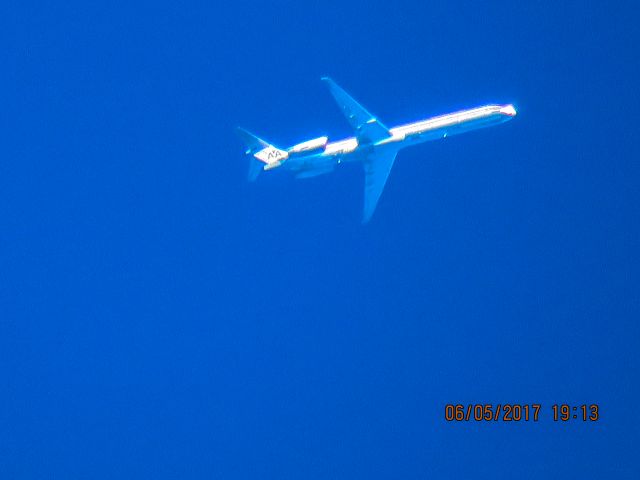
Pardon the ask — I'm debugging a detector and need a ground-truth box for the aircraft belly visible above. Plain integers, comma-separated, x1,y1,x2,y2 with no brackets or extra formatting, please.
290,152,338,178
407,113,511,142
296,166,334,179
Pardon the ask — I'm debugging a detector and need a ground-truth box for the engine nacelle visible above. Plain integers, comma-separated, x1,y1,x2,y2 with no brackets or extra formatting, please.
288,136,328,156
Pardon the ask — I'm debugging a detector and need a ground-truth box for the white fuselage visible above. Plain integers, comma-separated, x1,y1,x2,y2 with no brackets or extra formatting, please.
285,104,516,177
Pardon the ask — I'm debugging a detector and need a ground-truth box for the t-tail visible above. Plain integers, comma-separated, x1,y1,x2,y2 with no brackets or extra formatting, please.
235,127,287,181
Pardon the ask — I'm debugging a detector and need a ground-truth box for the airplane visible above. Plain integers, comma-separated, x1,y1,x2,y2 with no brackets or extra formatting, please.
237,77,517,223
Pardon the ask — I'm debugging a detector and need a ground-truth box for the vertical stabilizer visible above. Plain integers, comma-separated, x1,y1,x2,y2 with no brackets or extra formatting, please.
235,127,286,180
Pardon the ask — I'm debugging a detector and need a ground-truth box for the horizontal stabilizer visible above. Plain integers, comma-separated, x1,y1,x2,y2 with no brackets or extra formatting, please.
236,127,269,154
247,158,262,182
236,127,287,179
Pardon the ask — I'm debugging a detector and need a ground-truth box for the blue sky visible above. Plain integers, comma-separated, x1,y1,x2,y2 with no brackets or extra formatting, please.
2,1,639,478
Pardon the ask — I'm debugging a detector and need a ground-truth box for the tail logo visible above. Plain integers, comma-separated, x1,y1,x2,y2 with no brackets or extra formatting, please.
254,146,288,164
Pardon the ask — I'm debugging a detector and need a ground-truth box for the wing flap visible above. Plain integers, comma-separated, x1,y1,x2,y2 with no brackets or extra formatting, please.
322,77,391,144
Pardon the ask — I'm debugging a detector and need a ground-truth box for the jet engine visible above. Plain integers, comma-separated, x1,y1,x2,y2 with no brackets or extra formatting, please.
288,136,328,156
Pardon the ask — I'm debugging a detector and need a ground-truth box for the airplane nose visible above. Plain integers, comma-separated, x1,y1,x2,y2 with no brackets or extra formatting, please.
500,104,517,117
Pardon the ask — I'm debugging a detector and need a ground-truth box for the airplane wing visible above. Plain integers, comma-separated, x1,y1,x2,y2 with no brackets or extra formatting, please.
321,77,391,145
362,149,398,223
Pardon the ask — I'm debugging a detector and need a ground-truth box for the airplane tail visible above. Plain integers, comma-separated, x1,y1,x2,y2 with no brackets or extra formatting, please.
235,127,287,181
